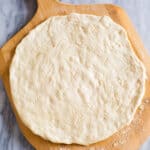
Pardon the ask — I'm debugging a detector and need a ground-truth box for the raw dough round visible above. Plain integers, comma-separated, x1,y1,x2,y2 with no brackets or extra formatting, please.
10,13,146,145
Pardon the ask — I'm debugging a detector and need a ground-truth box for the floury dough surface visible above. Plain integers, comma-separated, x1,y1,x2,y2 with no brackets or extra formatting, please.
9,13,146,145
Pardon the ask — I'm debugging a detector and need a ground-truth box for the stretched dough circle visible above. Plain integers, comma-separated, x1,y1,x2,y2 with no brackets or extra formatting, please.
10,13,146,145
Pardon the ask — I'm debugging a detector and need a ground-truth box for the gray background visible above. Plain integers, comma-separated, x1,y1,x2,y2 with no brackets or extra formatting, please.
0,0,150,149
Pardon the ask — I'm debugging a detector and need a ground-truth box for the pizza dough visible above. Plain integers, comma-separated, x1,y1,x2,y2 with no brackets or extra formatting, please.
9,13,146,145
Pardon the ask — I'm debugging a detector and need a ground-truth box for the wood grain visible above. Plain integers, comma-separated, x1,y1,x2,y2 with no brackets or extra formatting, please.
0,0,150,149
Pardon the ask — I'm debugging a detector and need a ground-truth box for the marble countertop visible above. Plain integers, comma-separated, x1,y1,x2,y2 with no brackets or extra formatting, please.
0,0,150,149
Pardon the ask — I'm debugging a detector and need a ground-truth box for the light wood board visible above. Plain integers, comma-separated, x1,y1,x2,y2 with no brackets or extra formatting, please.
0,0,150,149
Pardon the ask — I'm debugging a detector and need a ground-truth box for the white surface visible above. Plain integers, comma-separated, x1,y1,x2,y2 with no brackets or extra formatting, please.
0,0,150,149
